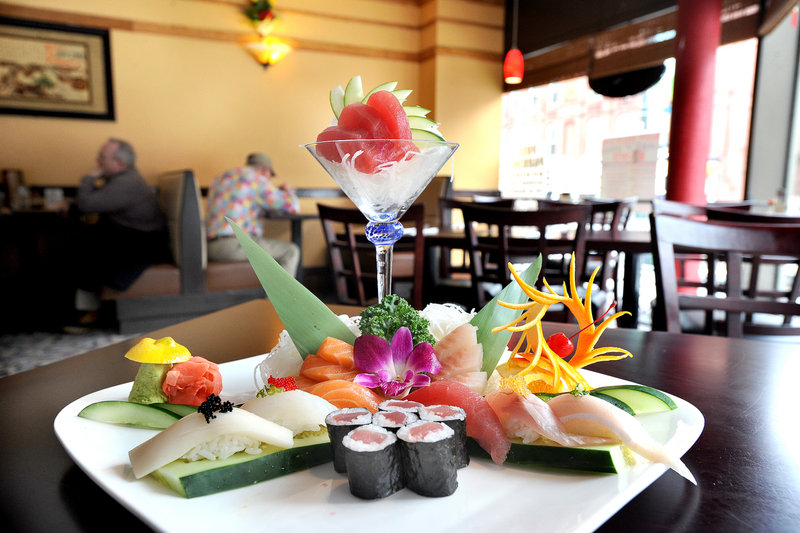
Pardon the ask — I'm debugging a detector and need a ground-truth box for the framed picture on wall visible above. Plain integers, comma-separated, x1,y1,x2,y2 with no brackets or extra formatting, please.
0,16,115,120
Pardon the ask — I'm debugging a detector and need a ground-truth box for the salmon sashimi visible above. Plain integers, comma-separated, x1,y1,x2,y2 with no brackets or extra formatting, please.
299,354,359,382
406,380,510,465
304,379,384,412
315,337,356,369
432,324,487,394
291,374,318,390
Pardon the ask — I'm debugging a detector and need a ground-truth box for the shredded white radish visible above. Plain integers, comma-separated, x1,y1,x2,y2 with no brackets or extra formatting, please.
419,303,476,342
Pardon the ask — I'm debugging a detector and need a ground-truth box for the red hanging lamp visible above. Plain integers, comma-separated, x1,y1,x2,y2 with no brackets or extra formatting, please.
504,0,523,84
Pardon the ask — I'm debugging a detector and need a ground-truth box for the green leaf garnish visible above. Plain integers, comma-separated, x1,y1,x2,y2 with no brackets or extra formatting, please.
471,256,542,373
228,219,356,357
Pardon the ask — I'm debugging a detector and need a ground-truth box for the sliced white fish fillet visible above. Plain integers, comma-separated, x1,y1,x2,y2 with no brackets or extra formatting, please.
446,371,489,395
546,393,697,484
486,390,612,447
241,390,337,435
128,409,294,479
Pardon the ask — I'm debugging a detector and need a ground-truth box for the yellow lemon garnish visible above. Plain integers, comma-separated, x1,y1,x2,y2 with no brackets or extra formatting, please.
493,254,632,394
124,337,192,364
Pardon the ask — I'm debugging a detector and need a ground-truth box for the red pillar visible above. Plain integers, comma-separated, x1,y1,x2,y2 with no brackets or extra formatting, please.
665,0,723,204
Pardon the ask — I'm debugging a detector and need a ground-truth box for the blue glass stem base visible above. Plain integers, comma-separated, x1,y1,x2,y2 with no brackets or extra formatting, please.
366,221,404,303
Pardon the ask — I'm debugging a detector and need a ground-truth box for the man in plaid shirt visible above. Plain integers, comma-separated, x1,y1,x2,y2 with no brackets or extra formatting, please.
206,153,300,276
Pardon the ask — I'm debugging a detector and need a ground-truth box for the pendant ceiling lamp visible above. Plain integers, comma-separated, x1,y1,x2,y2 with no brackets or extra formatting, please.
504,0,523,84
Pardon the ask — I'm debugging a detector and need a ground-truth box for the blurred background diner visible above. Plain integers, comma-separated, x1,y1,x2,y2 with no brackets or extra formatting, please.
2,0,800,376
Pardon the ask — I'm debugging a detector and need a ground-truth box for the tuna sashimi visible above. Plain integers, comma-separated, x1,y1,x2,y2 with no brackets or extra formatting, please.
315,91,416,174
315,337,356,369
366,90,412,139
316,126,369,163
432,324,487,393
299,354,360,382
406,380,510,465
161,356,222,406
304,379,384,412
338,101,393,138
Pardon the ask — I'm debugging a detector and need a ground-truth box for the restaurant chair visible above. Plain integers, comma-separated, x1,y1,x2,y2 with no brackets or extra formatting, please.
536,197,636,297
459,202,592,312
102,170,264,333
413,175,452,229
581,198,637,293
436,197,516,276
650,213,800,337
317,203,426,309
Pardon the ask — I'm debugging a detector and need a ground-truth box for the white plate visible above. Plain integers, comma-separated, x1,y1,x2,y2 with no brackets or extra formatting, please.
54,356,704,533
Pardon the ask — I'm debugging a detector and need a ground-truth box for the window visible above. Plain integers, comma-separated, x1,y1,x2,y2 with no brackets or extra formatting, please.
499,39,757,202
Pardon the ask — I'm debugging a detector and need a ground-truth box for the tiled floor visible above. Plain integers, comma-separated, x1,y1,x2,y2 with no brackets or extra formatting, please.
0,328,137,378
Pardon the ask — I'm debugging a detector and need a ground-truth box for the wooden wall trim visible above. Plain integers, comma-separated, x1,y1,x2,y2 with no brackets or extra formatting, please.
0,2,501,63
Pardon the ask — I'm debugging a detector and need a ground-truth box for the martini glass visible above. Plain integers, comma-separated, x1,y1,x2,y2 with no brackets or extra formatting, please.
305,138,459,303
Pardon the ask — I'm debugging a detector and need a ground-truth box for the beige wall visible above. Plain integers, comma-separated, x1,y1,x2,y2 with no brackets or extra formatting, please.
0,0,503,265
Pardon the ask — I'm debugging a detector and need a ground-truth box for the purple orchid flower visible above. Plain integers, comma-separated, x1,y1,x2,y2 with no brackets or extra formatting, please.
352,327,442,398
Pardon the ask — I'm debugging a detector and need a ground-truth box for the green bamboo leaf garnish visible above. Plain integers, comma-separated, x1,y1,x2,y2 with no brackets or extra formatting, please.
228,219,356,357
471,256,542,373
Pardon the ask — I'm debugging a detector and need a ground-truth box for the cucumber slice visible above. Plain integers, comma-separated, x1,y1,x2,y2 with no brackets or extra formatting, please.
343,76,364,106
151,432,332,498
534,392,558,401
588,391,636,416
78,401,180,429
411,128,446,142
329,85,345,118
152,403,197,418
468,438,631,474
403,105,431,117
535,391,635,415
591,385,677,414
363,81,398,102
408,115,440,132
392,89,412,104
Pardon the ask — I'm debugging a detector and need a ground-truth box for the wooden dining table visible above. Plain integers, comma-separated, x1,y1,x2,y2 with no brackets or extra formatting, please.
1,299,797,532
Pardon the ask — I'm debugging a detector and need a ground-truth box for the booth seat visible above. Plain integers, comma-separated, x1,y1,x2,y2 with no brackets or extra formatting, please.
101,170,263,333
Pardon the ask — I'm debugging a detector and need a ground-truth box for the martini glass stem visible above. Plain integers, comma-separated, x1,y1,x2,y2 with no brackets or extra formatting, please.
366,220,404,302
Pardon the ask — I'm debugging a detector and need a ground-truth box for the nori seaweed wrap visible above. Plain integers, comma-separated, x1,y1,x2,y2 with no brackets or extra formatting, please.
342,425,404,499
397,421,458,497
418,404,469,468
325,408,373,473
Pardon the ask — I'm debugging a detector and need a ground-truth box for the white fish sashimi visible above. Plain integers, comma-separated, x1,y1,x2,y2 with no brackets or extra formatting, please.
446,371,489,395
547,393,697,484
241,390,337,435
486,390,611,447
128,410,294,479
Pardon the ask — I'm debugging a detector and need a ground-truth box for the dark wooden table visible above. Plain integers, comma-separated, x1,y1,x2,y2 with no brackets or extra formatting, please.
2,299,798,532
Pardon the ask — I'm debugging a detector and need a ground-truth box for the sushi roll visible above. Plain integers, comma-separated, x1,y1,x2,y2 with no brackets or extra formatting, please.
325,408,373,473
378,399,423,413
342,425,404,499
418,404,469,468
396,421,458,497
372,410,419,432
